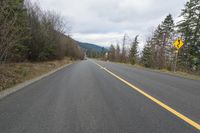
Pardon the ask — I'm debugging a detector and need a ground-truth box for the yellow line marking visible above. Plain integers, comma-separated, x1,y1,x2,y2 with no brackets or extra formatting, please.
92,61,200,130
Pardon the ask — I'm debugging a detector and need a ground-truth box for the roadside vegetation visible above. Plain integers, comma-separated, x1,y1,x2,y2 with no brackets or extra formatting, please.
0,58,72,91
0,0,84,63
0,0,84,90
105,0,200,76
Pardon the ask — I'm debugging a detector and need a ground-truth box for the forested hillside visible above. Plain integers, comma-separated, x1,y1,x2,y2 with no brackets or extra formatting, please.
78,42,108,58
0,0,84,63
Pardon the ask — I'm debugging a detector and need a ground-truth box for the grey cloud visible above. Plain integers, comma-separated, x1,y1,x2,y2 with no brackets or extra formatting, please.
89,0,185,23
30,0,188,46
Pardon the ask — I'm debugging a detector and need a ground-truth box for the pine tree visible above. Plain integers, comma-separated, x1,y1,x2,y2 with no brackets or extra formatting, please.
121,34,127,63
177,0,200,71
150,14,175,69
0,0,29,62
115,44,120,62
108,44,116,61
160,14,175,69
150,25,163,69
129,35,139,65
141,40,153,68
11,0,30,61
190,0,200,71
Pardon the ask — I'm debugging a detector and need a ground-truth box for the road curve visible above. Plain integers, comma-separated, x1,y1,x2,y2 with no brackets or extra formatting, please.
0,59,199,133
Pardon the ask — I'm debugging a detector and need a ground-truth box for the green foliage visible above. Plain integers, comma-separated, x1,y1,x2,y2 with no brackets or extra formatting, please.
129,35,139,65
140,0,200,73
108,44,116,61
115,44,121,62
0,0,29,63
79,42,107,53
11,43,29,62
141,41,153,67
143,14,174,69
0,1,84,63
177,0,200,71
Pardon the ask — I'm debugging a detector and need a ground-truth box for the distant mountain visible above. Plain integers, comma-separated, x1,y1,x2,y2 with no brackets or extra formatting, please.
78,42,108,53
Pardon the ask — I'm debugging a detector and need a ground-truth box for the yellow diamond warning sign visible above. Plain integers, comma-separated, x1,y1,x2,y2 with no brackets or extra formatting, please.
173,38,184,50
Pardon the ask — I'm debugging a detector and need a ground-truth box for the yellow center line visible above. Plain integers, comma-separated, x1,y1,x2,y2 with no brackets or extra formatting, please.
92,61,200,130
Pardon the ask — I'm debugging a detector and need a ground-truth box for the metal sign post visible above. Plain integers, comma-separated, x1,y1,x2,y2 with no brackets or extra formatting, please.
173,38,184,72
174,50,178,72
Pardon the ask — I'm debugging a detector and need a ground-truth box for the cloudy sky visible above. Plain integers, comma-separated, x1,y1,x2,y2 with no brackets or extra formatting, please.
30,0,187,48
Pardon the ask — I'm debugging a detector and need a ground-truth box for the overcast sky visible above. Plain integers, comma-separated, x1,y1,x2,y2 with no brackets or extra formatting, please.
30,0,187,48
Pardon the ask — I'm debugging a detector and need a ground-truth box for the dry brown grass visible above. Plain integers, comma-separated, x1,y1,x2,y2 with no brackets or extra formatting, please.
130,64,200,80
0,58,72,91
110,61,200,80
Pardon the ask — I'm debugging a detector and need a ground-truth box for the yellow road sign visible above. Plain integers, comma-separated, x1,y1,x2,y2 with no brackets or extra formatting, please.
173,38,184,49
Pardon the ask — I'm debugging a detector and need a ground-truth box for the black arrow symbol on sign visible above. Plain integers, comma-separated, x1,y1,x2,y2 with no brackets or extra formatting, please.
177,39,180,48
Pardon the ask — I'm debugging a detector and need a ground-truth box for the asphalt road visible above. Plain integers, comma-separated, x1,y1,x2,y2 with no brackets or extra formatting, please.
0,59,199,133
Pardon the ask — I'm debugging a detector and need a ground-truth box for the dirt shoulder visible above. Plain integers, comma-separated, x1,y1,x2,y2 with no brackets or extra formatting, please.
131,64,200,81
108,61,200,81
0,58,72,91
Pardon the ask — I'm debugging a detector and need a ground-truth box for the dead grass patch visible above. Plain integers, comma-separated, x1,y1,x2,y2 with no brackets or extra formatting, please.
0,58,72,91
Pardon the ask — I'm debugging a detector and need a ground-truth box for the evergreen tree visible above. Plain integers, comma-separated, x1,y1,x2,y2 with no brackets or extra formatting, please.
150,14,175,69
160,14,175,69
129,35,139,65
12,0,30,61
150,25,163,68
177,0,200,71
108,44,116,61
141,40,153,68
121,34,127,62
115,44,120,62
0,0,29,62
0,0,84,63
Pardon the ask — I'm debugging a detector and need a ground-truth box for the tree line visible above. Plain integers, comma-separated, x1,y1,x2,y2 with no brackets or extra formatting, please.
86,48,107,59
0,0,84,64
107,0,200,73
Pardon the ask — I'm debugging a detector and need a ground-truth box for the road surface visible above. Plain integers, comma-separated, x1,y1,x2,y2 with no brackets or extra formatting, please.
0,59,199,133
